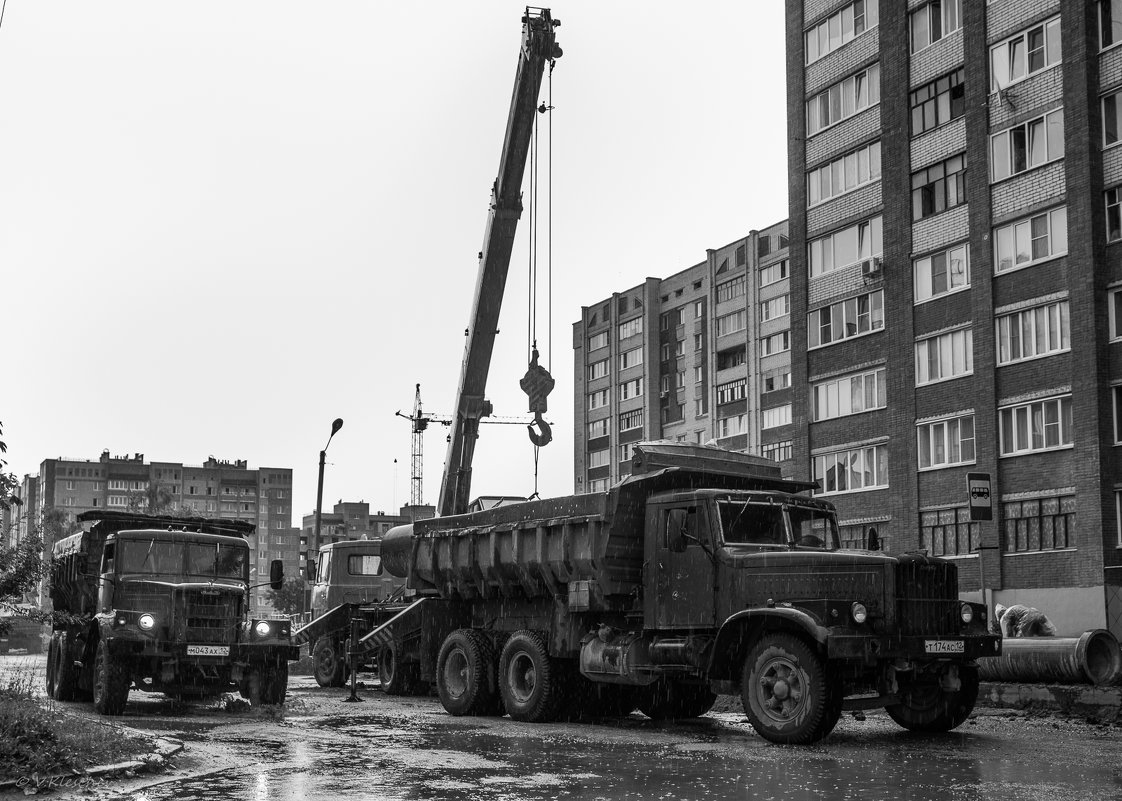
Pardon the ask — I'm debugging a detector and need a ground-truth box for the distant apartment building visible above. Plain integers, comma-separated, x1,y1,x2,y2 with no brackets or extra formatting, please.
783,0,1122,635
20,452,295,612
572,223,791,493
300,500,434,554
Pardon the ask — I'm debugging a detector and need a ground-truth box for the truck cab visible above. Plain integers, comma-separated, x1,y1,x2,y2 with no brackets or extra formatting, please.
309,539,401,619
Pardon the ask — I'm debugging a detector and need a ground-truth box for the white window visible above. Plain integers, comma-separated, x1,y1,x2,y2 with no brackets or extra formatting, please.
1104,90,1122,147
990,109,1064,182
1104,0,1122,50
718,414,748,438
762,405,792,429
762,441,793,462
760,295,790,322
619,409,643,431
918,414,976,469
991,17,1062,92
694,300,704,318
588,478,609,493
999,395,1073,456
996,301,1070,365
588,331,609,350
108,495,128,507
109,480,127,490
914,244,969,303
618,317,643,339
1110,288,1122,341
588,388,610,411
807,64,880,136
759,260,789,287
809,216,883,278
716,275,746,303
761,331,791,356
694,366,704,383
813,445,888,494
717,380,746,405
807,141,882,207
619,348,643,370
805,0,878,64
694,334,704,351
588,449,610,468
676,371,686,388
808,290,884,348
910,0,961,53
588,359,609,381
994,207,1068,273
620,442,638,462
717,310,747,336
812,368,886,421
618,378,643,400
675,340,685,357
1112,385,1122,443
763,369,792,392
915,329,973,385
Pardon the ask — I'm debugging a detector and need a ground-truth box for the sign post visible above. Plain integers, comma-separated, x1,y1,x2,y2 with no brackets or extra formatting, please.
967,472,992,521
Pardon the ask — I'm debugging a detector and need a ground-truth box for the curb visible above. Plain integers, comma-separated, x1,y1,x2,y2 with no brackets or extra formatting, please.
0,736,183,793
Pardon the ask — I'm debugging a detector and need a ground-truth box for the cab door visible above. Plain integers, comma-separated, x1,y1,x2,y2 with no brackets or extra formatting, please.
653,503,717,629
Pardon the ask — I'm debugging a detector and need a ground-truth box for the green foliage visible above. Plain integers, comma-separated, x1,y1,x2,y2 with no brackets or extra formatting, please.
265,577,304,615
0,421,19,513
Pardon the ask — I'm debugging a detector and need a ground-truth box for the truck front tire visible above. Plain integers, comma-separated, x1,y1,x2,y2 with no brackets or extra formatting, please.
247,661,289,706
436,629,500,716
498,630,563,723
741,633,841,745
93,639,130,716
312,638,348,688
885,664,979,733
50,632,79,702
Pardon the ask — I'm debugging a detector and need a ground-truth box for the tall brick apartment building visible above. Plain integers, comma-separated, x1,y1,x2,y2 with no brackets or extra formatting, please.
786,0,1122,634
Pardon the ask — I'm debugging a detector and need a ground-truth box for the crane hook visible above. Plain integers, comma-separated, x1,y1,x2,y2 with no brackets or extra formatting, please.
528,412,552,447
520,346,555,448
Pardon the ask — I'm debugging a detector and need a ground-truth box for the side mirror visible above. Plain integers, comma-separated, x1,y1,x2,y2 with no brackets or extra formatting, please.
666,509,689,553
269,559,284,591
305,557,316,582
867,528,880,552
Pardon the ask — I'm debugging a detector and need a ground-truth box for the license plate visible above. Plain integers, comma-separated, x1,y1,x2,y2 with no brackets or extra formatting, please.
186,645,229,657
924,639,964,654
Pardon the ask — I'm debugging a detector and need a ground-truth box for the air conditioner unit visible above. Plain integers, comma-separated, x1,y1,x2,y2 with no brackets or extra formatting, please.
861,257,883,277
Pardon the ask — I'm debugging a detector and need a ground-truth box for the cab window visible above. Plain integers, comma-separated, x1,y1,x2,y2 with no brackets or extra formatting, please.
718,501,787,546
663,506,705,552
317,553,330,584
101,542,115,574
347,554,382,576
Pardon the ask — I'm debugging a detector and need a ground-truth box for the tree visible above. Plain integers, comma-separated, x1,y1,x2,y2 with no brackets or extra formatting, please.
0,420,20,514
127,482,179,515
265,577,304,615
0,423,46,634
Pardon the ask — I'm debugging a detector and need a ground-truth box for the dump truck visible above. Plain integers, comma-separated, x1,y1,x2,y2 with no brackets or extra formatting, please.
294,538,408,687
47,510,298,714
364,442,1001,745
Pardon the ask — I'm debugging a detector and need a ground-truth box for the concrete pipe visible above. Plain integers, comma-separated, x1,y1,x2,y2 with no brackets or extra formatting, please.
975,629,1122,686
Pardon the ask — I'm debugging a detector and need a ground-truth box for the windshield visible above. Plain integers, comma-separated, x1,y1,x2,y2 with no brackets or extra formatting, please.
117,538,248,580
787,504,841,551
718,501,788,546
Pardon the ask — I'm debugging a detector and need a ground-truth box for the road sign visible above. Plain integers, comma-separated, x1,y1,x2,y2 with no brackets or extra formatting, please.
967,472,992,521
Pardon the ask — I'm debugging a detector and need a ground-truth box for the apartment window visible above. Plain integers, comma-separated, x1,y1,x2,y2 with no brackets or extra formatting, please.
660,309,683,330
1003,494,1074,553
588,359,609,381
1108,188,1122,242
914,244,969,303
588,478,609,493
619,378,643,400
108,495,127,507
1105,91,1122,148
805,0,878,64
762,405,792,429
813,444,888,494
619,409,643,431
619,442,637,463
809,216,883,278
695,399,706,416
675,340,685,357
716,275,746,303
694,334,704,351
718,414,747,438
910,0,961,52
999,395,1073,456
1103,0,1122,49
996,301,1070,365
762,441,793,462
109,480,126,490
694,366,704,383
588,388,610,411
716,310,747,337
917,415,976,469
660,375,671,393
994,207,1068,273
694,300,704,318
920,507,979,556
588,331,609,350
760,295,790,322
763,369,792,393
991,17,1062,92
910,69,964,136
660,343,671,361
717,380,746,405
587,418,609,439
762,331,791,356
806,63,880,136
1112,385,1122,443
65,480,75,490
1110,289,1122,341
758,235,772,259
812,368,886,422
759,260,789,287
991,110,1064,182
717,348,746,370
808,290,884,348
618,317,643,339
676,370,687,388
912,154,966,220
588,449,610,469
915,328,973,385
807,141,881,206
619,348,643,370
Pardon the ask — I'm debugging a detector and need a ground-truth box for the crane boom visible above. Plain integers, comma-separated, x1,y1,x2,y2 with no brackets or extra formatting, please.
437,7,561,517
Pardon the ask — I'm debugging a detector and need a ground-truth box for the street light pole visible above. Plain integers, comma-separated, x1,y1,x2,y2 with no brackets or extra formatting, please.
307,417,343,620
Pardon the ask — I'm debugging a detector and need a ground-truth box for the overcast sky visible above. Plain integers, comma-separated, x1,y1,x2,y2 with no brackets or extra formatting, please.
0,2,789,525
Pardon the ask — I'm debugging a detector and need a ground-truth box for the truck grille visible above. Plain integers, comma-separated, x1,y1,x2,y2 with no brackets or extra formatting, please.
178,589,240,644
895,557,959,636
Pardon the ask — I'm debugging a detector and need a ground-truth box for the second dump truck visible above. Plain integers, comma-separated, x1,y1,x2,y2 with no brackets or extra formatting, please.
365,443,1001,745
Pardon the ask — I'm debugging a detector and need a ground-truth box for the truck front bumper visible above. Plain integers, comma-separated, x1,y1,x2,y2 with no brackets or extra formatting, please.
107,634,299,663
827,632,1002,663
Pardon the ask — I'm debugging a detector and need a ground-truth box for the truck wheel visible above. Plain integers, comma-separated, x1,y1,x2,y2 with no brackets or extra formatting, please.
45,634,58,697
378,641,421,696
498,630,563,723
93,639,130,716
639,680,717,720
248,661,289,706
886,664,979,733
53,632,79,702
741,633,841,745
312,638,348,688
436,629,499,716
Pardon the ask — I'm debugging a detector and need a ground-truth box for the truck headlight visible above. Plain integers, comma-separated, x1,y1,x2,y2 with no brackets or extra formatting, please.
254,621,272,637
851,602,868,624
138,613,156,631
960,604,974,624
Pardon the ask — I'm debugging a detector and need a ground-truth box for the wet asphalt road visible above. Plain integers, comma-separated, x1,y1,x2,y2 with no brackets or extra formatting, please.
5,653,1122,800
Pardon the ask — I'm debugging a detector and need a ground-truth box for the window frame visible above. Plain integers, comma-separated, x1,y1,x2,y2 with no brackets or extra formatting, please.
910,68,965,136
990,17,1062,92
998,394,1074,457
914,243,970,304
995,300,1071,366
915,328,973,386
990,109,1064,183
807,290,885,349
813,444,889,495
807,141,882,207
759,260,789,287
909,0,963,54
993,206,1068,274
809,216,883,279
761,405,793,430
811,367,887,422
805,0,879,65
917,414,977,470
806,63,881,137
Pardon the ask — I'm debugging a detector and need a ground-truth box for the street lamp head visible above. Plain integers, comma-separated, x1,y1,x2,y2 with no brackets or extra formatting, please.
331,418,344,436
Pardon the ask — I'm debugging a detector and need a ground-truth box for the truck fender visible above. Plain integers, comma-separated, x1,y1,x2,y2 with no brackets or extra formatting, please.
706,608,830,682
